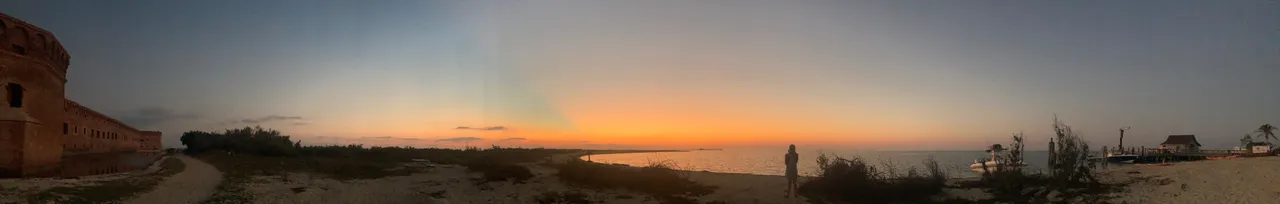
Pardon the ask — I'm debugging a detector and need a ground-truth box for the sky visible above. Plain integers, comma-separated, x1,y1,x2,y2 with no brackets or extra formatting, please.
2,0,1277,150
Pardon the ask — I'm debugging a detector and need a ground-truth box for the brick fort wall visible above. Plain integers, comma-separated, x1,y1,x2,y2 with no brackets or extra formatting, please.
0,12,162,177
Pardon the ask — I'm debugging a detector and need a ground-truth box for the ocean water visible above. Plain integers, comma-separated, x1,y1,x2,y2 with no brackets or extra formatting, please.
585,149,1060,178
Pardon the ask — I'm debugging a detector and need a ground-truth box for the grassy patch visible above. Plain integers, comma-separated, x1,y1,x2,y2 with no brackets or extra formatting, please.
555,159,715,203
30,157,185,204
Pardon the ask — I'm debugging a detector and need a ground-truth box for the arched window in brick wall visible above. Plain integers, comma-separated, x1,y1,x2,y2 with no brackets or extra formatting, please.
9,27,26,55
7,83,23,108
34,34,45,51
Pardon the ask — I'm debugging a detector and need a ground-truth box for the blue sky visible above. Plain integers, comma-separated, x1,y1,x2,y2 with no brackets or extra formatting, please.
2,0,1277,149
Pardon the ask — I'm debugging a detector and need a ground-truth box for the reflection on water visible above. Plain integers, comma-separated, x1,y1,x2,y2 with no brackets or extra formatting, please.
30,152,159,178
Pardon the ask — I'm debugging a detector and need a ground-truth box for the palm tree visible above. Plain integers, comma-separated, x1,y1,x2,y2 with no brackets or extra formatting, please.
1257,124,1277,145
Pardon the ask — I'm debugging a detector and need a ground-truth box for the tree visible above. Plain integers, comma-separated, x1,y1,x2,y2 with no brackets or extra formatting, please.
1240,134,1253,148
1048,116,1096,188
179,126,299,156
1257,124,1277,145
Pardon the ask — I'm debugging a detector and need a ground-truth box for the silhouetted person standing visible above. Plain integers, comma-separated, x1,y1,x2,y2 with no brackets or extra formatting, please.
784,144,799,198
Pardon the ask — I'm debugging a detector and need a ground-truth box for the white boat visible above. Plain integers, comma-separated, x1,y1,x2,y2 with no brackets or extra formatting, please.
969,144,1026,172
1105,151,1138,163
969,159,1027,172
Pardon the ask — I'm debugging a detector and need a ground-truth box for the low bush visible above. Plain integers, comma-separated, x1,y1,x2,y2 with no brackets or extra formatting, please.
479,164,535,184
534,191,593,204
555,159,715,203
184,126,576,180
796,154,947,204
974,117,1105,203
1046,117,1099,189
978,133,1049,200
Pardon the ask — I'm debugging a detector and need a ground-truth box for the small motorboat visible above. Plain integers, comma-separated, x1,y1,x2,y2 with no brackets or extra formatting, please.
1105,151,1138,163
969,144,1026,172
969,159,1028,172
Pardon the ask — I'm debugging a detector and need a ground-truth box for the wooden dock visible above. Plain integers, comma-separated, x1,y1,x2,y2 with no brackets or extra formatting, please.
1103,146,1247,163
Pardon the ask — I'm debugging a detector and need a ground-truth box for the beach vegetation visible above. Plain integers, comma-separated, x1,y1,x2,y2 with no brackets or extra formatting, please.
554,158,715,204
534,191,593,204
471,161,535,184
977,132,1045,199
1257,124,1276,145
183,126,576,202
969,117,1106,203
181,126,572,179
796,153,947,204
1047,117,1099,189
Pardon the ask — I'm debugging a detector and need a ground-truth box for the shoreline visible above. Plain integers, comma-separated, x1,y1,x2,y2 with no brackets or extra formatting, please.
566,150,1280,203
559,150,809,203
582,149,687,156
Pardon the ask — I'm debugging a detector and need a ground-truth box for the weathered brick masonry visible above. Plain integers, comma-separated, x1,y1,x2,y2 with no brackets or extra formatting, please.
0,12,162,177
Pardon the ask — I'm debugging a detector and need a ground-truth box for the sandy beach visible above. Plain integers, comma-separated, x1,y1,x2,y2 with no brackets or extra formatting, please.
1099,156,1280,203
4,152,1279,203
228,152,815,204
227,153,1280,204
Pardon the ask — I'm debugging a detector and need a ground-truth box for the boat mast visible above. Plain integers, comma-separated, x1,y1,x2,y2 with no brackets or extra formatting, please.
1119,126,1130,153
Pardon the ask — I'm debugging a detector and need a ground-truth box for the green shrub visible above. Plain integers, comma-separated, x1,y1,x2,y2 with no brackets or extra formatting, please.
974,117,1104,202
1047,117,1099,189
797,154,947,203
180,126,298,156
978,133,1050,200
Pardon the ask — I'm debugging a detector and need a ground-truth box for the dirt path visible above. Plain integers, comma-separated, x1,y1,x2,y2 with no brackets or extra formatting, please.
125,155,224,204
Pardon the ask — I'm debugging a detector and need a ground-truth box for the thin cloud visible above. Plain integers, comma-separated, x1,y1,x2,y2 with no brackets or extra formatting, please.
239,115,304,124
437,137,484,142
502,137,527,141
455,126,507,131
117,107,200,128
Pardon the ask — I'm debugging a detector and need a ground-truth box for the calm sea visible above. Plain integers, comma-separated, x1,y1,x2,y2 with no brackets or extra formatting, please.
585,149,1063,178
